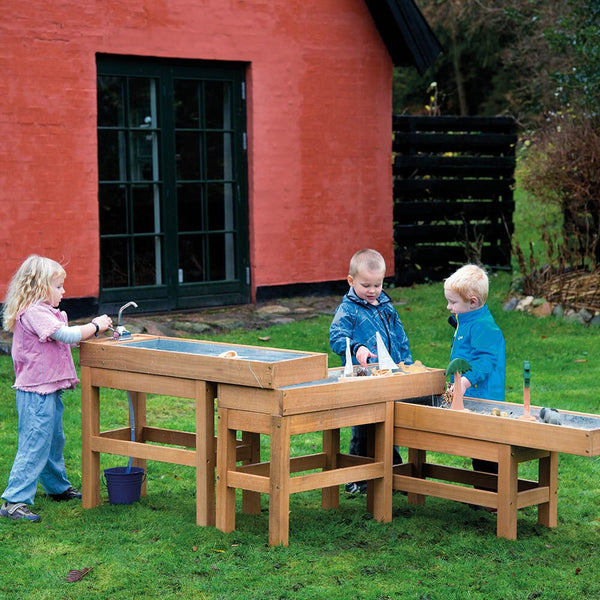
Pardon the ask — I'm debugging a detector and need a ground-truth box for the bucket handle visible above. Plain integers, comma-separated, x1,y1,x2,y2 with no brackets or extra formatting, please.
101,471,147,488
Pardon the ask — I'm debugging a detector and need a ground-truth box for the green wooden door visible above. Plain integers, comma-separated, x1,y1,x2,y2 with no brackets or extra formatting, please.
97,55,249,313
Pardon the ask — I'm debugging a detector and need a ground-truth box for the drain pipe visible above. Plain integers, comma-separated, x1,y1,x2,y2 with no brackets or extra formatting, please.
126,391,135,473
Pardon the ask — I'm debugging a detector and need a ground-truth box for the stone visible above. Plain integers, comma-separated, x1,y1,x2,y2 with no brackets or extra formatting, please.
531,301,552,318
563,311,586,325
552,304,564,318
589,313,600,327
515,296,534,311
256,305,291,315
171,321,212,334
502,297,518,311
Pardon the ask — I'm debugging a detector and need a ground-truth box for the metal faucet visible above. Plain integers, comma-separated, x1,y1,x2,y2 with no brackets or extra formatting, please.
115,301,139,338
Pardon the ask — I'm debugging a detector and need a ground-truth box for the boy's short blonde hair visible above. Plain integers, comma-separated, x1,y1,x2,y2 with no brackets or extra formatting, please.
2,255,66,332
444,264,489,305
349,249,386,277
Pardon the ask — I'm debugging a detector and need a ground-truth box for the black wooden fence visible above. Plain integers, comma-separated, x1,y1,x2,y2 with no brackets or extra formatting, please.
393,115,517,285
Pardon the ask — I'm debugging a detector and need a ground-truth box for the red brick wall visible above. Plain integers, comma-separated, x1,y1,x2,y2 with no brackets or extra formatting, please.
0,0,393,301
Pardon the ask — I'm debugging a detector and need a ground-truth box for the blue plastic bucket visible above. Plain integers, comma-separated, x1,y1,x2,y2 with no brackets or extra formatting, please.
104,467,145,505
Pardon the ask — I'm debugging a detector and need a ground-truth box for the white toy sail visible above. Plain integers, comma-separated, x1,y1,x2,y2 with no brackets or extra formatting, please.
344,337,353,377
375,331,397,370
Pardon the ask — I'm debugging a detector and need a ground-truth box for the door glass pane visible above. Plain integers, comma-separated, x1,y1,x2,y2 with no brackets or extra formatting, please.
99,185,128,235
134,236,160,286
178,234,204,282
205,81,229,129
207,183,226,230
130,131,159,181
177,183,204,232
176,131,203,180
98,74,162,290
98,130,127,181
128,78,155,130
208,233,232,281
97,76,124,127
174,80,201,128
101,238,129,288
206,132,229,180
132,185,158,233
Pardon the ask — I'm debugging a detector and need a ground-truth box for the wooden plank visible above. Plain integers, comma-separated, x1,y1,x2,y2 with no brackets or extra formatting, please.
196,381,216,527
141,426,196,447
395,427,502,462
227,471,270,494
217,384,281,414
395,223,504,244
216,407,237,533
394,155,516,177
279,369,445,415
269,415,291,546
394,199,514,221
393,115,517,133
393,132,516,154
81,335,328,389
288,403,387,435
394,178,514,198
81,366,101,508
222,406,273,434
288,462,384,494
90,436,197,466
395,401,600,456
89,367,197,398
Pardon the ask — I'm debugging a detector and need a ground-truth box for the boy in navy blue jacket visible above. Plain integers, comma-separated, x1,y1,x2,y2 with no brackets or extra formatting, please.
330,249,412,493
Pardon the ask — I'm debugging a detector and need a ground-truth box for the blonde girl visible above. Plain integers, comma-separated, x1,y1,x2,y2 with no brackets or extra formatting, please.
1,255,112,521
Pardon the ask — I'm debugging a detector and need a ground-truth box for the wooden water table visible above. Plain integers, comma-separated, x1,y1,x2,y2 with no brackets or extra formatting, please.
393,396,600,540
216,366,445,546
79,334,328,526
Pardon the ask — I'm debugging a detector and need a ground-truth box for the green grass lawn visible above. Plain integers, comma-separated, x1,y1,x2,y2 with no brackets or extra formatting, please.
1,269,599,599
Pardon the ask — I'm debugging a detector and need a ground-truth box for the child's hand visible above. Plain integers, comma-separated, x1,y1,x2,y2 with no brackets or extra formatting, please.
93,314,113,333
460,376,472,394
356,345,376,367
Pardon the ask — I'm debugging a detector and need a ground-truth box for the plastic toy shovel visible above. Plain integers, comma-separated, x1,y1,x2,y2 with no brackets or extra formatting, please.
519,360,536,421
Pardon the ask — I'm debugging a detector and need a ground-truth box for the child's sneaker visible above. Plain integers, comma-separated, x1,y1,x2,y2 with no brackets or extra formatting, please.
47,486,82,502
0,502,41,522
345,482,367,495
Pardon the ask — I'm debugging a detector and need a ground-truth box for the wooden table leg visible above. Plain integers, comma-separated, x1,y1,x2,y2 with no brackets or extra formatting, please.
322,428,340,510
196,381,216,526
372,401,393,523
242,431,261,515
496,445,518,540
538,451,558,528
81,366,100,508
269,415,291,547
406,448,426,505
216,407,236,533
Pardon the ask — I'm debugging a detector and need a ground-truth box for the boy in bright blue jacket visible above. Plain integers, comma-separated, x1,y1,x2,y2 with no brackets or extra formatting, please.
444,264,505,402
330,249,412,493
444,264,505,502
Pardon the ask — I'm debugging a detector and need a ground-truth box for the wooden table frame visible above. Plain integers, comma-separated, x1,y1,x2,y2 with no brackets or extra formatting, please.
216,397,394,546
79,335,327,525
392,396,600,540
393,427,558,539
80,366,257,526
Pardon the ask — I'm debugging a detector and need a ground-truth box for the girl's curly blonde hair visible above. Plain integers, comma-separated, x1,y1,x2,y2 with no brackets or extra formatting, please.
2,255,66,332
